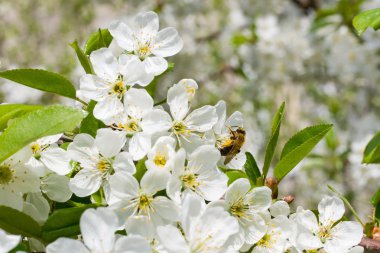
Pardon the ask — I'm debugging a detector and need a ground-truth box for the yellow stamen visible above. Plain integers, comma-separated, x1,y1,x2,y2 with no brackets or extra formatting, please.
154,154,167,167
0,164,13,184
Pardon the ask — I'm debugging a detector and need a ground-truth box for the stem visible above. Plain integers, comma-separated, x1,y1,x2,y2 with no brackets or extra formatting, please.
327,184,365,227
154,99,166,106
75,97,88,106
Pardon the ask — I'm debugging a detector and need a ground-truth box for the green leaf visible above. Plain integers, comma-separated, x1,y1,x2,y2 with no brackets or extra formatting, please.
274,124,333,181
79,101,105,137
0,69,76,99
362,130,380,164
353,8,380,35
262,102,285,178
226,170,248,185
134,159,147,182
84,29,113,55
371,188,380,206
70,41,94,74
0,105,85,163
0,206,41,238
42,205,96,242
244,152,261,185
0,104,43,131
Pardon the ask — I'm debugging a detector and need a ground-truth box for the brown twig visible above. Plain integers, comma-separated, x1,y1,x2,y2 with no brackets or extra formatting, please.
360,237,380,251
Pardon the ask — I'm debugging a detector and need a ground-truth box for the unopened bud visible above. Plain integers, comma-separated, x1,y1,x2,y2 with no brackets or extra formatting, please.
265,177,278,199
282,195,295,204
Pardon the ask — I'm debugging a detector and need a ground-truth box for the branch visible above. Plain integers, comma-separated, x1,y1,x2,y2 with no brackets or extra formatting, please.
360,237,380,251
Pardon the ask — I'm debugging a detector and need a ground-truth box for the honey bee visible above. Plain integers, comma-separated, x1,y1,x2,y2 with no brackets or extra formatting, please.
218,127,246,165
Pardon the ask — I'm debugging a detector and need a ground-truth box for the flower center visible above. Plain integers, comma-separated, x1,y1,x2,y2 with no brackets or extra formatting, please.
111,80,126,97
256,234,273,248
97,159,111,173
137,194,153,214
154,154,167,167
0,164,13,184
173,121,190,136
181,172,200,190
230,199,249,219
318,226,332,243
138,44,151,58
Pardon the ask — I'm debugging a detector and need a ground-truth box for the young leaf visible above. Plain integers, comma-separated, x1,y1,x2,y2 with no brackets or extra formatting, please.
0,206,41,238
79,100,105,137
0,104,43,131
0,69,76,99
70,41,94,74
274,124,333,181
262,102,285,178
0,105,85,163
372,188,380,206
363,130,380,164
244,152,261,185
226,170,248,185
84,29,113,55
41,205,96,242
134,159,147,182
353,8,380,36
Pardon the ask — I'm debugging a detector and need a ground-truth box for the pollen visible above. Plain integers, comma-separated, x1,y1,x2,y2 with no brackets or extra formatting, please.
318,226,332,243
0,164,13,185
154,154,167,167
97,159,111,172
181,172,200,190
137,194,153,214
173,121,190,136
111,80,126,97
138,45,151,58
230,198,249,219
31,143,41,154
256,234,273,248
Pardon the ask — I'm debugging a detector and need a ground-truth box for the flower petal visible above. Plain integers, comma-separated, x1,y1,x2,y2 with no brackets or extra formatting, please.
152,27,183,57
113,152,136,174
113,235,152,253
46,238,89,253
41,173,72,202
318,196,345,226
90,48,118,81
109,20,135,51
124,88,153,119
185,105,218,132
69,169,102,197
40,147,70,175
143,56,168,76
95,128,125,158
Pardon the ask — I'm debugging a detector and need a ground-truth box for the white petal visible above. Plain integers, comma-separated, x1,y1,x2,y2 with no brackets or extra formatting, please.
0,229,21,253
141,169,168,195
0,189,23,210
246,186,272,212
114,235,152,253
133,11,159,37
109,20,134,51
185,105,218,132
167,85,189,121
141,109,172,134
46,238,89,253
79,74,109,101
38,134,62,145
167,177,182,204
213,100,226,134
197,169,228,201
129,132,152,161
270,201,290,217
124,88,153,119
188,145,220,173
95,128,125,158
69,169,102,197
318,196,345,226
93,96,124,123
295,209,320,234
225,178,251,206
119,54,149,85
40,147,70,175
67,134,97,163
143,56,168,76
125,215,156,239
152,27,183,57
109,172,140,200
181,190,206,234
156,225,190,253
244,213,267,245
326,221,363,252
80,208,117,252
90,48,118,81
23,193,50,225
152,196,180,221
41,174,72,202
113,152,136,174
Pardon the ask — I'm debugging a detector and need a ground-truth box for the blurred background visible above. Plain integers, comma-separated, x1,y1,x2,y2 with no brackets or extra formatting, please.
1,0,379,219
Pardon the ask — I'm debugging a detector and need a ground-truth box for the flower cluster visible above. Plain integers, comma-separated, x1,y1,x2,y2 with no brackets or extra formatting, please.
0,11,365,253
